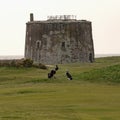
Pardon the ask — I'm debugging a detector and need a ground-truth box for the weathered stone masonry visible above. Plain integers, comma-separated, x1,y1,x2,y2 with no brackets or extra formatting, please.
25,13,94,64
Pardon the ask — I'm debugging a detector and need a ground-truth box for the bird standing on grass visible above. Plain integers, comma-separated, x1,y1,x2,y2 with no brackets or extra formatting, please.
66,71,72,80
48,69,56,79
48,65,59,79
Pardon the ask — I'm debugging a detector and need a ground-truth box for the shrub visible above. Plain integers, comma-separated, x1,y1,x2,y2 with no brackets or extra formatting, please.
23,59,33,67
38,63,47,69
0,60,11,67
33,63,47,69
15,59,24,68
0,59,47,69
10,60,17,67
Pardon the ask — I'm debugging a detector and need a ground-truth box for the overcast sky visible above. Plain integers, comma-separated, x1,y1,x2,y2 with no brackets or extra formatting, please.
0,0,120,55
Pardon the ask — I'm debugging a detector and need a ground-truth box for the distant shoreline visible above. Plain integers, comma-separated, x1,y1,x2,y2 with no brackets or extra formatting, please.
0,54,120,60
95,54,120,58
0,55,24,60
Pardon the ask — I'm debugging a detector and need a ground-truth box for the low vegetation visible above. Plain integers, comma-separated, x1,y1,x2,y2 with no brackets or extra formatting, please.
78,64,120,84
0,56,120,119
0,58,47,69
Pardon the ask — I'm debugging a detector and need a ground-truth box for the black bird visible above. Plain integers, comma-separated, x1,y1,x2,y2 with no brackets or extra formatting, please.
48,69,56,79
66,71,72,80
48,72,52,78
55,65,59,71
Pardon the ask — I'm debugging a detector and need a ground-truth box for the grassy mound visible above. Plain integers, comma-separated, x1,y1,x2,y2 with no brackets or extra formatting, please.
0,56,120,85
78,64,120,84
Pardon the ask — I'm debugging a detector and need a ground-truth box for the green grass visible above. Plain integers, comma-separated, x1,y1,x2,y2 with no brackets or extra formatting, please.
0,56,120,119
78,64,120,84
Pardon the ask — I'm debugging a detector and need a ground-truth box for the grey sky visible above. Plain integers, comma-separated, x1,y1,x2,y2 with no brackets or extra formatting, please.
0,0,120,55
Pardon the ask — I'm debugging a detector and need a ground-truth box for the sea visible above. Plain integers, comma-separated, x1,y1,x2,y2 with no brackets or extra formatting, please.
0,55,24,60
95,54,120,58
0,54,120,60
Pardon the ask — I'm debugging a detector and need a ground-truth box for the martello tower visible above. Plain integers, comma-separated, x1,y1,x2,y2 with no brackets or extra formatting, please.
25,13,94,64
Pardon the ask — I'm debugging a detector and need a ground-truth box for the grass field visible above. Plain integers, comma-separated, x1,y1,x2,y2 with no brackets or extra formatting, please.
0,56,120,120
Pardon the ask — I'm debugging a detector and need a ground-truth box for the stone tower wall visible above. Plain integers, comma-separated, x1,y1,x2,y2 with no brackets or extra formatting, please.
25,15,94,64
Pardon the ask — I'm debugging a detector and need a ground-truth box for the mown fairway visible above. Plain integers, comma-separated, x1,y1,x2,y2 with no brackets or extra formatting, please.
0,57,120,120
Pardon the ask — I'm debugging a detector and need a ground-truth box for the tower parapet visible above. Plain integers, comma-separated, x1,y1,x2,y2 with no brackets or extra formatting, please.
47,15,76,21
